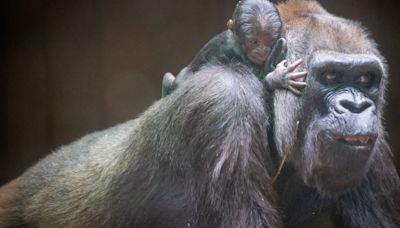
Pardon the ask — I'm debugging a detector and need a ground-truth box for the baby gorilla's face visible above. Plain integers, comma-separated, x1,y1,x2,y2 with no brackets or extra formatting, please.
242,30,272,65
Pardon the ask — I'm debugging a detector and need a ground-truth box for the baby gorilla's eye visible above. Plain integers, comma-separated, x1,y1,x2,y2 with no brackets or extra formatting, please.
248,39,257,45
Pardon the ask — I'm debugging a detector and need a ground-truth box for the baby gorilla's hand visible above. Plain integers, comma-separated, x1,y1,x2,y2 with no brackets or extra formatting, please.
264,58,307,95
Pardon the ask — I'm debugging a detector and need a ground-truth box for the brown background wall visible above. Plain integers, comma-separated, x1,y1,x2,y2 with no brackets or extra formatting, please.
0,0,399,185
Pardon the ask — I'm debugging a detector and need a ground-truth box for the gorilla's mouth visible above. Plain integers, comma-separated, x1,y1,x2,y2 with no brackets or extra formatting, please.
322,131,377,150
307,133,378,195
335,135,375,147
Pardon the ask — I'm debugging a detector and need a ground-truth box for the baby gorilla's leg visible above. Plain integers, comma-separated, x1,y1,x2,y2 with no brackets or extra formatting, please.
264,38,287,75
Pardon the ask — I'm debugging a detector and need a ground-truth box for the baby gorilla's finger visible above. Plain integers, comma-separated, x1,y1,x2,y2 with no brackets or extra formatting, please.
288,86,302,96
289,80,307,89
287,71,307,80
277,60,288,68
287,59,303,72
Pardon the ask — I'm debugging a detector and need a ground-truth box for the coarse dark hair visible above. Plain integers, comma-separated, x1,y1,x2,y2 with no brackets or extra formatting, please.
233,0,283,44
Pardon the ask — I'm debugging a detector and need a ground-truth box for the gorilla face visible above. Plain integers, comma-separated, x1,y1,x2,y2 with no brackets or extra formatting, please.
302,51,384,194
274,51,386,196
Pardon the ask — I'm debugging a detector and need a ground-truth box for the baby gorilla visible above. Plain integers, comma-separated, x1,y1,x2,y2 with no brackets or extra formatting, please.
162,0,307,97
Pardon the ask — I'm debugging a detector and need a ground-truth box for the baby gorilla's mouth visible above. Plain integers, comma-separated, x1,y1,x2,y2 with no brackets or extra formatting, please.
248,53,267,65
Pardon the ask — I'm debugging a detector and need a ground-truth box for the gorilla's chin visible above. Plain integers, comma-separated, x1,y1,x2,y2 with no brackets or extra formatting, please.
305,130,378,196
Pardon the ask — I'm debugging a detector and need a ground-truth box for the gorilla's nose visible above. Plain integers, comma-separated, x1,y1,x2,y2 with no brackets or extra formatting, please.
339,99,373,114
333,90,375,114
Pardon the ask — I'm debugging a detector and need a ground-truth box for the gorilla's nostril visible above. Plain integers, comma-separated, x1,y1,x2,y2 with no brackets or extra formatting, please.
339,100,372,113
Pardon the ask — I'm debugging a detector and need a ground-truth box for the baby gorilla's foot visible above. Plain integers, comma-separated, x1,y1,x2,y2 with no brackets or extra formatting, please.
162,72,176,97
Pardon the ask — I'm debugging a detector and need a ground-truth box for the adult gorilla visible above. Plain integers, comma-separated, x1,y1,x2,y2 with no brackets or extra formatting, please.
0,1,399,228
275,1,400,227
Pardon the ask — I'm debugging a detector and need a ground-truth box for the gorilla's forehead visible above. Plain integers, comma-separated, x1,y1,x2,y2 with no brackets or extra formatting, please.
278,0,387,80
279,0,378,57
308,51,385,77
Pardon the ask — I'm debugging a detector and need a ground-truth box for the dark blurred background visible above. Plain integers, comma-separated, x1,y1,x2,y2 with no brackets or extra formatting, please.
0,0,399,185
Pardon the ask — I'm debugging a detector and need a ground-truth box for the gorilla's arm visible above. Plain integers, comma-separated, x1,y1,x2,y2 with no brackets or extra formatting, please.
0,64,282,228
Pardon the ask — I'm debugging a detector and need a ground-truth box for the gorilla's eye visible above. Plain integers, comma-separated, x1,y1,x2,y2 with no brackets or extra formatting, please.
325,74,336,81
320,72,340,84
357,74,374,86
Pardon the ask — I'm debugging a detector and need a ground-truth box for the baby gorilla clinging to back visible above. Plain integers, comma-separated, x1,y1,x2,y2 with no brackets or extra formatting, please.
162,0,307,97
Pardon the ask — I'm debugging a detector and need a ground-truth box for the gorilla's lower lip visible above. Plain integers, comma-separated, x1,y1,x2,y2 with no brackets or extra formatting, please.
337,136,373,145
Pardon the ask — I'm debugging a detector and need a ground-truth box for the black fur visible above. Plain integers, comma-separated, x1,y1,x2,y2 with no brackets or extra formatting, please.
1,64,281,228
105,64,280,227
0,1,399,228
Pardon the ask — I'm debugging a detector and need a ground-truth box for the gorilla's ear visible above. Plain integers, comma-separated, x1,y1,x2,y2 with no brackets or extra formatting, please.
264,38,288,74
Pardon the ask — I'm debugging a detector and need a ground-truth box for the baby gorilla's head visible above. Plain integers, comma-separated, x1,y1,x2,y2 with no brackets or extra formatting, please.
228,0,283,65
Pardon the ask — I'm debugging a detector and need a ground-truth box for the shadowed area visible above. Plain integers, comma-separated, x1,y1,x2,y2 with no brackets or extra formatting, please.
0,0,399,185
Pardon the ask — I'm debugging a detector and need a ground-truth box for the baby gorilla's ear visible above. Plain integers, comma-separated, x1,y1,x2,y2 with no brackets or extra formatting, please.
226,19,234,31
